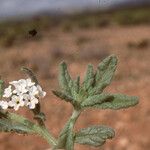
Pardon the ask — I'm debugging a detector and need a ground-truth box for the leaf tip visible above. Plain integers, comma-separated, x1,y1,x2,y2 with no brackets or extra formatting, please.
110,54,118,62
133,96,139,105
20,66,27,72
60,61,67,67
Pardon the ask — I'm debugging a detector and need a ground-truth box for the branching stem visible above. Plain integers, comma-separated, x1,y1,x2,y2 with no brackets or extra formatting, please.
69,109,81,129
57,109,81,149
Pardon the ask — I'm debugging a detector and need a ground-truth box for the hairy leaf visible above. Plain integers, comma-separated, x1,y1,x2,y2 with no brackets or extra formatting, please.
0,79,4,99
0,112,35,134
21,67,38,85
0,119,35,134
82,64,95,91
70,76,80,99
55,55,139,110
81,93,114,108
59,62,72,95
90,55,117,95
52,90,74,103
90,94,139,110
75,125,115,147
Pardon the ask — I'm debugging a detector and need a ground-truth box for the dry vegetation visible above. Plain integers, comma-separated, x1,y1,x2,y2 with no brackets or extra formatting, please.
0,6,150,150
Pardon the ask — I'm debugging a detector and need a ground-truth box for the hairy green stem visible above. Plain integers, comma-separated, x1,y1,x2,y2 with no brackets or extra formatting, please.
69,109,81,129
33,125,57,146
66,109,81,150
57,109,81,150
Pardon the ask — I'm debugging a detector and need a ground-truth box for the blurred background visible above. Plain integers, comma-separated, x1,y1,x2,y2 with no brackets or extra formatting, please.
0,0,150,150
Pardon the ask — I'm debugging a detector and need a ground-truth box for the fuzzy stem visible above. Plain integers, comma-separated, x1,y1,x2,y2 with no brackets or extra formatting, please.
65,109,81,149
56,109,81,150
33,125,57,146
69,109,81,129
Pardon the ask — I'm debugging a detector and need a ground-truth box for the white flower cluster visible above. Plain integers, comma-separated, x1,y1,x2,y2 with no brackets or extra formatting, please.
0,78,46,111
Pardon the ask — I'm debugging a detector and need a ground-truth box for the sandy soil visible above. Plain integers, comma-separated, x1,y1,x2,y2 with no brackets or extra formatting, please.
0,25,149,150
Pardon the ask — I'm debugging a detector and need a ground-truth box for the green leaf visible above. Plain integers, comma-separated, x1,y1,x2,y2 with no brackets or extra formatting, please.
55,55,139,110
0,112,35,134
21,67,38,85
59,62,72,95
81,93,114,108
75,125,115,147
34,112,46,122
0,119,35,134
52,90,74,103
88,94,139,110
0,111,57,146
89,55,117,95
70,76,80,99
82,64,95,91
0,79,4,99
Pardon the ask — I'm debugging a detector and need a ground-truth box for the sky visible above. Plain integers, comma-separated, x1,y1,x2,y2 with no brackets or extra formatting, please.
0,0,146,19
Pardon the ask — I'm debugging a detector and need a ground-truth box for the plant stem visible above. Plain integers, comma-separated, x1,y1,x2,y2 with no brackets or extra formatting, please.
56,109,81,150
66,109,81,150
33,125,57,146
69,109,81,129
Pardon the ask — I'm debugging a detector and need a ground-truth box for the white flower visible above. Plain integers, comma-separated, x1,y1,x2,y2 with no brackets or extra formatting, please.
3,85,12,98
37,85,46,98
23,94,38,109
9,79,26,87
10,79,28,95
28,85,46,98
28,96,39,109
22,93,39,109
22,94,30,106
9,78,35,95
28,85,39,96
0,101,8,110
26,78,35,87
5,78,45,110
8,95,25,111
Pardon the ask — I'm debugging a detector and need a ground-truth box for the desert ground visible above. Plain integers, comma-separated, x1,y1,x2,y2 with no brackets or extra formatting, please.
0,15,150,150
